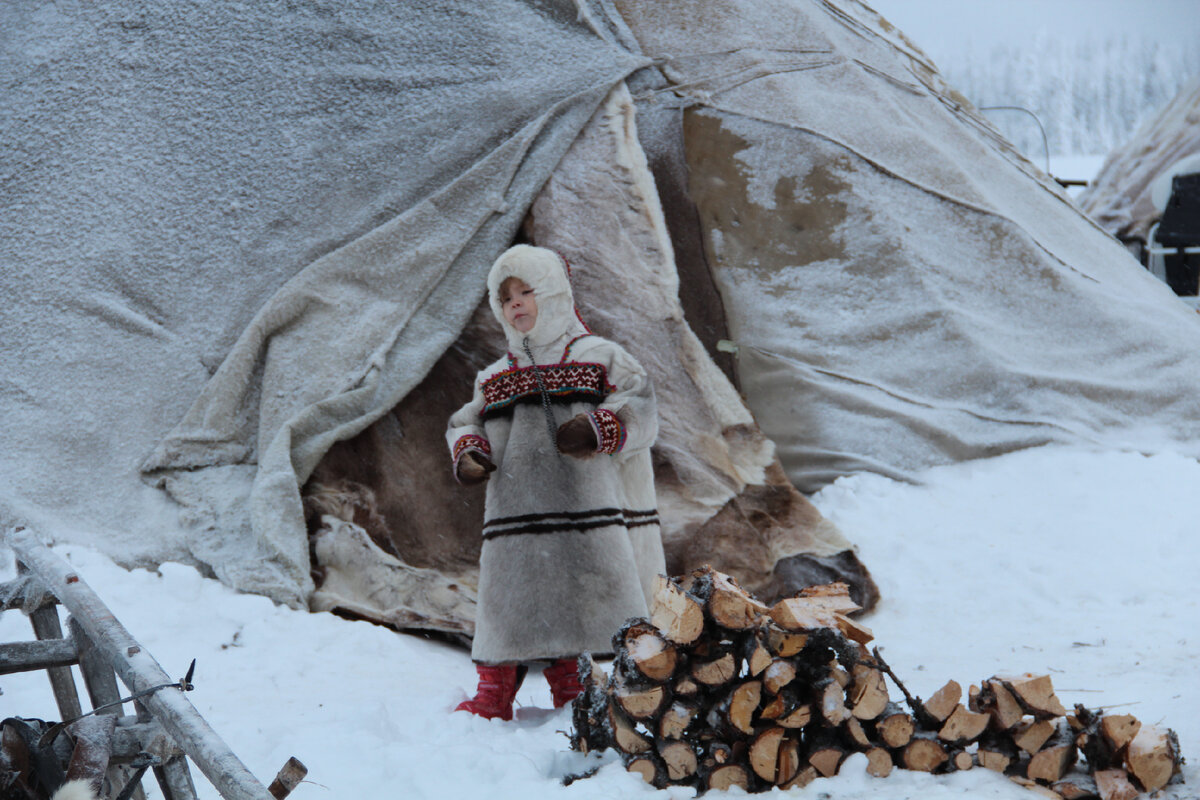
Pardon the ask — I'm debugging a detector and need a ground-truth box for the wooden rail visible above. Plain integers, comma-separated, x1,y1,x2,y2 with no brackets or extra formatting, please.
6,527,291,800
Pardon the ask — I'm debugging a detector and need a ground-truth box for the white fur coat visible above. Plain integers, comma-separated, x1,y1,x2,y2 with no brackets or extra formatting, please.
446,245,665,664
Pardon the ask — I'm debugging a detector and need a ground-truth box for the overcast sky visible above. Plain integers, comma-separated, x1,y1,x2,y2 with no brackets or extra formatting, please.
868,0,1199,63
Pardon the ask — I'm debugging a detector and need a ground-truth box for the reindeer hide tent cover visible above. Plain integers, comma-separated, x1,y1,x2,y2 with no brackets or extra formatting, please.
5,1,1200,640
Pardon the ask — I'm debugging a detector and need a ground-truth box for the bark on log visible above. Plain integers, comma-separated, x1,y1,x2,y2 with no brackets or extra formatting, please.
720,680,762,737
690,568,769,630
625,752,668,788
608,705,651,754
763,624,808,658
267,757,308,800
978,731,1019,773
1052,773,1100,800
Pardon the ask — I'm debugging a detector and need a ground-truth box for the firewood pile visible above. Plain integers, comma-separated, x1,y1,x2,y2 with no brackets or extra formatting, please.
570,567,1184,798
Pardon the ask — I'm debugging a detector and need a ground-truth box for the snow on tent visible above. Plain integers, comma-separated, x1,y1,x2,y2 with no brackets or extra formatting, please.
4,1,1200,644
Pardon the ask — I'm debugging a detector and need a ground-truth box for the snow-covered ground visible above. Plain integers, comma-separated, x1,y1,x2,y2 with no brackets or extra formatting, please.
2,444,1197,799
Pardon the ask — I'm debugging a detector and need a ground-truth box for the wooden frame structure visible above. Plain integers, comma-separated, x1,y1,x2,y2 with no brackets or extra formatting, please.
2,528,306,800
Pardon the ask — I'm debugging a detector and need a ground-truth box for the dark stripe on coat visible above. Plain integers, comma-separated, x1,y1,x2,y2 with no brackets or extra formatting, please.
481,509,661,540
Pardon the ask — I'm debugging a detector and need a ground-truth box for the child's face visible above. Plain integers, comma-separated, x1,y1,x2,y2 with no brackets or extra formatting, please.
500,277,537,333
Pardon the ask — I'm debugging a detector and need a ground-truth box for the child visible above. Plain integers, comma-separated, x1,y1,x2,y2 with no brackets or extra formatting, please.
447,244,666,720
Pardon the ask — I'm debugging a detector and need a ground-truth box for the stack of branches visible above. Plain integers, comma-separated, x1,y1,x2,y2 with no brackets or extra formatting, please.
569,567,1183,798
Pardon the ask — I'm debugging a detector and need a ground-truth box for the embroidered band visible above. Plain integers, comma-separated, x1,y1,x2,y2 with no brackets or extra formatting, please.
452,434,490,464
590,408,626,454
480,362,615,419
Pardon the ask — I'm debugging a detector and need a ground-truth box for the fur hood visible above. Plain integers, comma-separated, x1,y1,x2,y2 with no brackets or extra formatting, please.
487,245,588,356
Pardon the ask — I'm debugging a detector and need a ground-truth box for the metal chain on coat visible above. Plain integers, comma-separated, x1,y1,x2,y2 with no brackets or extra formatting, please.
522,336,561,453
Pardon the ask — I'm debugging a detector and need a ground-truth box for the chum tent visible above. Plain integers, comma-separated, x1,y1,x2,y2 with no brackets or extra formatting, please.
4,0,1200,638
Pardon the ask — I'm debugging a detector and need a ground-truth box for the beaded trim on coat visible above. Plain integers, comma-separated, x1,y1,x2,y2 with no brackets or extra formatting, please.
480,362,616,420
452,434,490,464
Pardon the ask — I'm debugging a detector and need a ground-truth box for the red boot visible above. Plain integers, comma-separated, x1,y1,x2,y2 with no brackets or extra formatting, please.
456,664,525,721
544,658,584,708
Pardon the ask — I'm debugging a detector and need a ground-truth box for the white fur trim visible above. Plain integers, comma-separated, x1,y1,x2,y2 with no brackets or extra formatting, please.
486,244,587,352
51,781,100,800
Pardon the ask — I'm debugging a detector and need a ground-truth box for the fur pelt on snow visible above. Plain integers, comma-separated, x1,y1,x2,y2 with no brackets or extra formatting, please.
446,245,666,664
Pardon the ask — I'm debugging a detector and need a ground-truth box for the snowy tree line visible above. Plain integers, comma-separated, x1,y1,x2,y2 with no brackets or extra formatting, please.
935,31,1200,157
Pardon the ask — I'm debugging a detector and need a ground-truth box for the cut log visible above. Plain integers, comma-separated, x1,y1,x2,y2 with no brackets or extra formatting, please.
267,757,308,800
763,624,808,657
849,665,889,720
617,621,678,683
778,702,813,730
978,731,1019,773
691,651,736,687
808,742,847,778
658,740,698,781
923,680,962,725
1028,723,1078,784
625,753,668,788
835,613,874,645
607,705,651,755
1052,773,1100,800
1099,714,1141,754
769,597,835,632
744,635,773,677
775,737,801,785
865,746,893,778
612,672,670,720
950,750,975,772
902,732,949,773
1123,723,1181,792
1093,768,1139,800
705,764,750,792
658,700,699,740
780,765,818,790
693,568,769,630
762,659,796,695
938,704,990,746
749,727,786,783
798,582,862,615
875,702,915,748
1010,775,1067,798
674,675,700,697
844,717,872,749
720,680,762,736
996,674,1068,719
816,678,849,726
1014,719,1057,754
971,679,1026,732
649,575,705,645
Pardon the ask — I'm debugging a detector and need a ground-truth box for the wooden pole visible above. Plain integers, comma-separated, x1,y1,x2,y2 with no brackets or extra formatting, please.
8,528,275,800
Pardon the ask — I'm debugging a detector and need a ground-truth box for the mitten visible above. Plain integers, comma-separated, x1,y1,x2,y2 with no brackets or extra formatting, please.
556,414,598,457
457,450,496,485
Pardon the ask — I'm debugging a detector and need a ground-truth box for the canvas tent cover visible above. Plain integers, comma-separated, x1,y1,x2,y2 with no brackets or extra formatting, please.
4,0,1200,613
